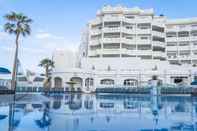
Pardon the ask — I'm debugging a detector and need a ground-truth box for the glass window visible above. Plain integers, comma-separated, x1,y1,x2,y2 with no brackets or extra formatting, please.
100,79,114,85
166,32,177,37
178,31,189,37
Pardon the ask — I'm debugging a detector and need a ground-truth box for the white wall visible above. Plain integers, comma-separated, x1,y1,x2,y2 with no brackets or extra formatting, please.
53,49,77,72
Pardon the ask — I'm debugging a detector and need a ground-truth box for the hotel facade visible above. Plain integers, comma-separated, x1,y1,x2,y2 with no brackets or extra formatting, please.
51,6,197,93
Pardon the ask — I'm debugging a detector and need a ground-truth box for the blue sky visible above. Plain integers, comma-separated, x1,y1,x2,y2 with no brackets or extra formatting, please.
0,0,197,73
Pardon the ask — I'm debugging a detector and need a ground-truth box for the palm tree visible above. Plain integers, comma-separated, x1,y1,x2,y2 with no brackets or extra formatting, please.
39,58,54,88
4,12,32,91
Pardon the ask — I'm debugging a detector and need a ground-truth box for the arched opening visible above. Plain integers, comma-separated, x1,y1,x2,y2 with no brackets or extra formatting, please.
70,77,83,89
53,100,61,110
171,76,188,86
123,79,138,87
85,78,94,91
69,94,82,110
100,79,114,85
54,77,63,88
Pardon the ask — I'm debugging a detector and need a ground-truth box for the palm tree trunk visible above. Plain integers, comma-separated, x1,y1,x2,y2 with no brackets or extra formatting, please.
11,32,20,91
45,66,49,88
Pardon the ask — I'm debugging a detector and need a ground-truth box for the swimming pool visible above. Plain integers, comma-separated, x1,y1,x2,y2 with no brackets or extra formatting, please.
0,93,196,131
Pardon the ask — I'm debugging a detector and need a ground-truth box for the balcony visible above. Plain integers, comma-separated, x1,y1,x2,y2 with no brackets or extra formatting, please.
103,16,123,22
190,36,197,41
178,37,190,41
178,46,190,50
153,51,166,57
166,46,177,51
135,50,152,56
102,38,121,43
88,50,99,56
136,28,151,34
90,29,102,35
90,39,101,45
103,27,121,33
178,26,191,32
152,41,165,48
192,46,197,50
167,56,178,60
178,55,192,60
166,27,178,32
121,27,135,34
90,18,102,25
136,39,151,44
99,49,123,55
121,38,135,44
166,37,178,42
152,31,165,38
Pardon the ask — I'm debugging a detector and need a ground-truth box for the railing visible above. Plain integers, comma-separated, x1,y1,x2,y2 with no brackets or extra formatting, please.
15,87,82,93
96,86,192,94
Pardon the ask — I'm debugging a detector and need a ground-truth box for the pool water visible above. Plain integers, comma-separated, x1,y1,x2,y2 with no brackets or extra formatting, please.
0,93,197,131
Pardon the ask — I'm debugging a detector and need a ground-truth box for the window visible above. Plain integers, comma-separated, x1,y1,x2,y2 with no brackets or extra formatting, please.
100,79,114,85
85,78,94,89
122,44,136,50
192,25,197,27
90,44,101,50
102,54,120,57
166,32,177,37
152,36,165,42
179,42,189,46
137,23,151,29
167,42,177,46
179,50,190,56
91,23,102,30
126,26,133,30
192,41,197,46
103,43,120,49
193,50,197,55
123,22,134,29
191,30,197,36
178,31,189,37
123,79,138,87
153,46,165,52
104,33,120,38
138,55,152,60
137,45,151,50
91,34,101,40
104,22,120,28
122,33,134,39
141,37,148,40
125,15,135,19
152,25,164,32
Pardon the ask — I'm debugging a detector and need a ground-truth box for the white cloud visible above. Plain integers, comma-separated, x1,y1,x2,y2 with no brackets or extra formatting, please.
35,32,64,40
34,31,78,52
0,32,9,39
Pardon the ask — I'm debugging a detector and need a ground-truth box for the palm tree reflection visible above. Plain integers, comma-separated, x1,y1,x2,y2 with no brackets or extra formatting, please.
8,95,20,131
69,94,82,110
35,102,51,129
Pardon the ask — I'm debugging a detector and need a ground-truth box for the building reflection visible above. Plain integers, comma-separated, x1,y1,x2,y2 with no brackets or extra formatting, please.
0,94,197,130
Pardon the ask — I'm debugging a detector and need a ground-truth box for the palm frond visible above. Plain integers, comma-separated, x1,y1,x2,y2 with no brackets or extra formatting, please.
4,11,17,21
39,58,54,68
4,11,32,37
4,23,17,34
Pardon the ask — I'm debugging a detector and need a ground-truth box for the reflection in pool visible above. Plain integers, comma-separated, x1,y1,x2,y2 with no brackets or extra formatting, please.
0,94,197,131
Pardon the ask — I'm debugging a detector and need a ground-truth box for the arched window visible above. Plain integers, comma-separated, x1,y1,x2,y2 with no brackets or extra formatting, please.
54,77,63,88
123,79,138,87
70,77,83,87
100,79,114,85
85,78,94,86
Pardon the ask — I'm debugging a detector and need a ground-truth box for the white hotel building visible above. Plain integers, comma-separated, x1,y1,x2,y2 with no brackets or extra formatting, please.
51,6,197,93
